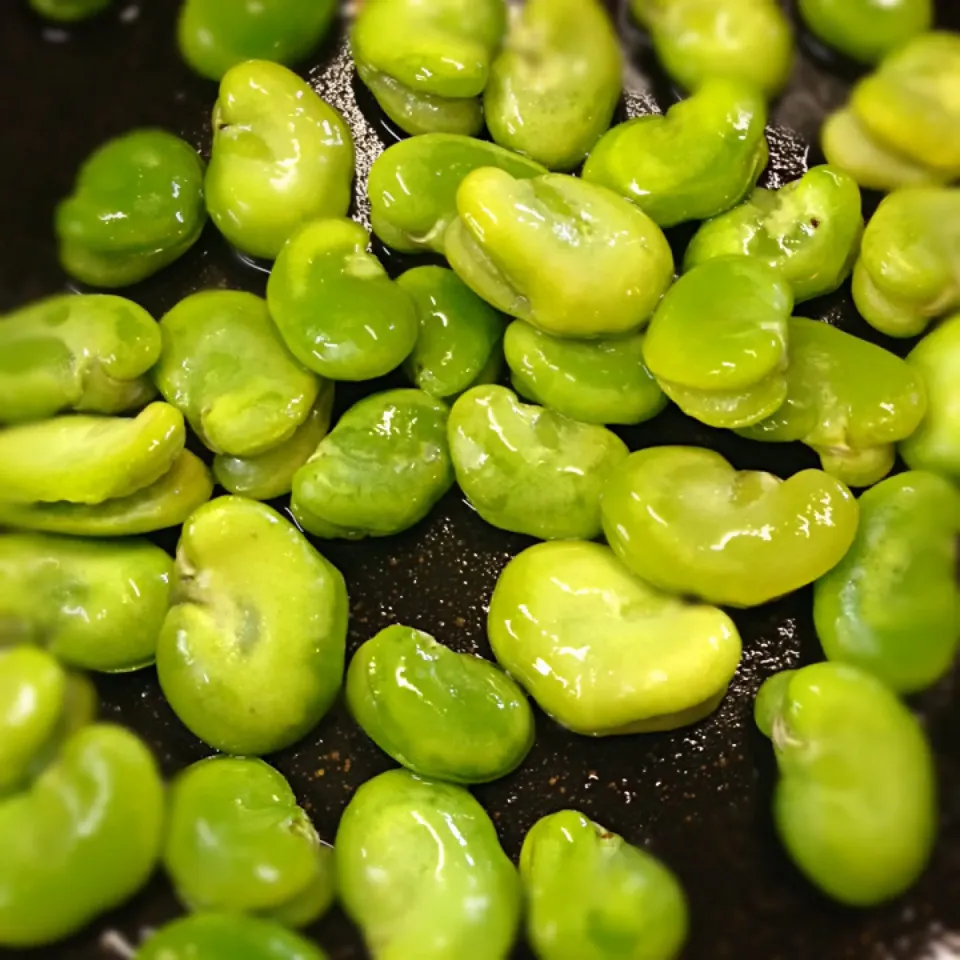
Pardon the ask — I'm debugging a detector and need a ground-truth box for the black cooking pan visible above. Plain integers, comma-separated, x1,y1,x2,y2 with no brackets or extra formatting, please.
1,2,958,958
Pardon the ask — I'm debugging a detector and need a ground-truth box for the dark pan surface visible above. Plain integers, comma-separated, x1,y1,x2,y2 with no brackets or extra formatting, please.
1,2,959,957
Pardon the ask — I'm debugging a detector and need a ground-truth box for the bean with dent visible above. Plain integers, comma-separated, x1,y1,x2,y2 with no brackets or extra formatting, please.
488,541,741,735
446,169,674,338
0,294,159,424
755,663,936,905
583,78,768,228
336,769,521,960
206,61,354,260
164,756,335,927
601,446,859,608
814,471,960,694
521,810,689,960
448,385,628,540
156,496,349,755
56,130,205,288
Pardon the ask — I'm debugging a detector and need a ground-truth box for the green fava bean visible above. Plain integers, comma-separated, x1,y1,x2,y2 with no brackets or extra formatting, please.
0,401,184,506
351,0,507,137
504,321,665,426
157,497,348,755
0,647,95,798
138,914,329,960
755,663,936,905
642,256,792,429
0,449,213,538
0,533,172,673
291,389,453,539
814,472,960,694
851,32,960,177
633,0,794,99
448,385,628,540
368,135,546,255
738,318,926,488
798,0,932,65
446,169,674,338
206,61,354,260
485,0,622,172
165,757,334,926
29,0,111,21
178,0,337,81
520,810,688,960
0,294,159,424
852,187,960,338
583,78,768,229
601,447,859,608
336,769,521,960
488,541,741,735
821,108,948,193
268,219,418,381
155,291,319,456
0,723,164,948
901,315,960,481
214,383,335,501
56,130,205,288
346,625,534,784
685,166,863,303
398,267,504,400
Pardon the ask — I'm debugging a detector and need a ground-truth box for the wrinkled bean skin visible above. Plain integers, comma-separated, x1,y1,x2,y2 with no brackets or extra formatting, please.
30,0,111,20
685,166,863,303
0,449,213,538
521,810,689,960
0,647,96,798
504,321,665,426
351,0,507,136
738,318,927,488
155,291,319,457
583,78,768,228
368,135,546,255
137,913,329,960
178,0,338,80
347,625,534,784
901,315,960,482
0,724,164,947
814,472,960,694
485,0,622,171
851,32,960,178
206,62,354,260
156,497,349,756
821,108,948,193
268,219,419,382
448,385,628,540
632,0,794,99
336,769,521,960
755,663,936,906
0,294,159,424
798,0,932,65
214,384,335,501
56,130,206,288
601,447,859,608
164,757,335,927
488,541,741,735
446,169,674,338
292,389,453,540
642,257,793,429
398,267,504,400
0,402,184,507
0,533,172,673
852,187,960,338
